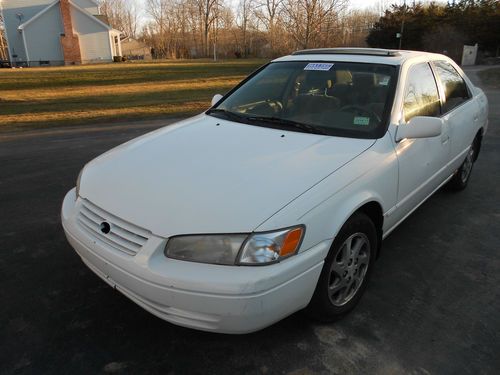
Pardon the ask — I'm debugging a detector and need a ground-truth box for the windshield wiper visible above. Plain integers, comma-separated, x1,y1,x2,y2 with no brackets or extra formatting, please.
246,116,328,135
207,110,328,136
206,108,248,122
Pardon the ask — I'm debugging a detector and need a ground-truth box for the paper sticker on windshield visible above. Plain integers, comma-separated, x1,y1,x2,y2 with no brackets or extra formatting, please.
304,63,334,71
354,116,370,126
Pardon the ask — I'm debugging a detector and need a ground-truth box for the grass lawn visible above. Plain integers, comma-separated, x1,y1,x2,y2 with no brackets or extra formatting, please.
0,59,267,132
478,66,500,89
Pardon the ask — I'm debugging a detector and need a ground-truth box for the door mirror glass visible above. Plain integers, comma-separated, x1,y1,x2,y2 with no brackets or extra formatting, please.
396,116,443,141
211,94,223,107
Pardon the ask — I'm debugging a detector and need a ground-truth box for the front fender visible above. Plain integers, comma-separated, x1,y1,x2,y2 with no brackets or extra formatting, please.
256,132,398,253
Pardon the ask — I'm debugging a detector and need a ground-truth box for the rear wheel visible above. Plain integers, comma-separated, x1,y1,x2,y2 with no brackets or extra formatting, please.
306,212,377,321
447,139,478,191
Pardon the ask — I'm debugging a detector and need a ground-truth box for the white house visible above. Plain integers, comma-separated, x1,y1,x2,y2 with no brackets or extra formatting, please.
0,0,122,66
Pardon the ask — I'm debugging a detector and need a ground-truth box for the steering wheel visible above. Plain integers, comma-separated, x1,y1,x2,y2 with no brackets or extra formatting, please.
339,105,381,123
267,99,283,112
249,100,283,116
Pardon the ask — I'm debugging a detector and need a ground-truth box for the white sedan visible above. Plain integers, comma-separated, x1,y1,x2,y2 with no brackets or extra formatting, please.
62,48,488,333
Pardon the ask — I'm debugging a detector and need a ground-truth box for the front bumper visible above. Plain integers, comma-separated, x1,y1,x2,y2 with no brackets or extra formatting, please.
61,188,330,333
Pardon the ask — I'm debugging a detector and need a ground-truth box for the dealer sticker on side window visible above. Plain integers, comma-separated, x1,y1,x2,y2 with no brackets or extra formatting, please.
354,116,370,126
304,63,334,71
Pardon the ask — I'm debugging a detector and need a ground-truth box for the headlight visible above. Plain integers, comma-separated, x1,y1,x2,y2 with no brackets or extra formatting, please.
75,168,84,198
238,226,304,265
164,226,304,266
165,234,247,265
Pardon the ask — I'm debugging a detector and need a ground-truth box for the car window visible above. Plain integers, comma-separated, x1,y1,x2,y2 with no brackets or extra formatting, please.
211,61,397,139
403,63,441,122
433,60,470,113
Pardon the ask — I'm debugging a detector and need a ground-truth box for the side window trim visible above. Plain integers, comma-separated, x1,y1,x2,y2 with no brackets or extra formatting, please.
426,61,443,116
402,63,419,123
430,60,473,116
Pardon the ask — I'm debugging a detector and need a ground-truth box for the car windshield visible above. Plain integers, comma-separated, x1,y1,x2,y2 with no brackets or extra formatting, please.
207,61,397,138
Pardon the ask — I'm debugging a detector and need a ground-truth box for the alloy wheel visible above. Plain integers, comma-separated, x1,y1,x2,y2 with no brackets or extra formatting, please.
461,146,475,184
328,232,371,307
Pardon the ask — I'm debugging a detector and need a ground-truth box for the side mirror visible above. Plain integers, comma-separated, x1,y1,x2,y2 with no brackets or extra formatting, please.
396,116,443,141
211,94,223,107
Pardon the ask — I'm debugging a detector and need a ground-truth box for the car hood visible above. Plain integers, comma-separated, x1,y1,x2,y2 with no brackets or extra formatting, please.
80,115,375,237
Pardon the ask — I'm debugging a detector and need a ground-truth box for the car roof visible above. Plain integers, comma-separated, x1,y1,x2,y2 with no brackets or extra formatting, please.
273,48,446,66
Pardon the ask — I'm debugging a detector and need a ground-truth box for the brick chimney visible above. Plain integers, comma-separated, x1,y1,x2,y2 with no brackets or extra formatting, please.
59,0,82,64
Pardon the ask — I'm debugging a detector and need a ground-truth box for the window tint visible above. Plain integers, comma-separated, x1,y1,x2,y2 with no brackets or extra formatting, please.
433,60,470,113
404,63,441,122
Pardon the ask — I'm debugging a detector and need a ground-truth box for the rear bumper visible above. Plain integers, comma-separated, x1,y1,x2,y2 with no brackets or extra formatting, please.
62,188,330,333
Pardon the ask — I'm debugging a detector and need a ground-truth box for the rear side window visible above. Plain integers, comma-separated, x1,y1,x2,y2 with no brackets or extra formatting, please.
433,61,470,113
403,63,441,122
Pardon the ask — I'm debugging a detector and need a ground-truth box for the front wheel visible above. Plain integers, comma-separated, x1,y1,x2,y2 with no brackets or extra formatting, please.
306,212,377,321
447,139,478,191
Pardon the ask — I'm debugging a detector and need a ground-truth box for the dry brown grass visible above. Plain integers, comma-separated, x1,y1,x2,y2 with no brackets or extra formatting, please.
0,59,266,131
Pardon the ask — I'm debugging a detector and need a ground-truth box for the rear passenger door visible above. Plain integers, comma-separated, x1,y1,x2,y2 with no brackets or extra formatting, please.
431,60,478,171
394,62,450,217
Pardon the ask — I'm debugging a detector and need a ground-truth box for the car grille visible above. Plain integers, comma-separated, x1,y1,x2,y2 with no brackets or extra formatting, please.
77,199,150,256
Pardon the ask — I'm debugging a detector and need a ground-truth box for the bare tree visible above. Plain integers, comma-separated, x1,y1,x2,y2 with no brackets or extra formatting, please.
236,0,255,57
136,0,386,59
254,0,284,56
144,0,171,57
283,0,348,49
193,0,221,57
0,11,8,60
100,0,140,38
339,9,379,47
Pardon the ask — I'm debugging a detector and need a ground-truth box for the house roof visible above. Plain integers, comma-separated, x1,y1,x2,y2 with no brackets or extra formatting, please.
17,0,119,33
69,0,113,31
18,0,60,30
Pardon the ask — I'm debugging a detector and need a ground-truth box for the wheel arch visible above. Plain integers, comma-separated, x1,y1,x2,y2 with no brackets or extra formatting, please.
327,197,385,259
474,127,484,161
356,201,384,258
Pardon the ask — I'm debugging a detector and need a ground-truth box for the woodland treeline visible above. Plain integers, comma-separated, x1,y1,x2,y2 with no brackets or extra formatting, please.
367,0,500,62
100,0,380,58
2,1,498,61
101,0,500,61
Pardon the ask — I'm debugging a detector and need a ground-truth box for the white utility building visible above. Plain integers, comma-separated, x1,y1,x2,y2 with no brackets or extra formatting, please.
1,0,122,66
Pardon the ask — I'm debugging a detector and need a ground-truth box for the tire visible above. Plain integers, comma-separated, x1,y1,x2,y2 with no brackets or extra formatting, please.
447,138,478,191
306,212,377,322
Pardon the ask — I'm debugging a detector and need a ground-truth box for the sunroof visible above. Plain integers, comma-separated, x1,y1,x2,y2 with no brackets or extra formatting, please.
292,48,401,57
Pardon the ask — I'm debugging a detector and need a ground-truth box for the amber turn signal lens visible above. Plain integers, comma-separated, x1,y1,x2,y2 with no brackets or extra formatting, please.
279,227,304,257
